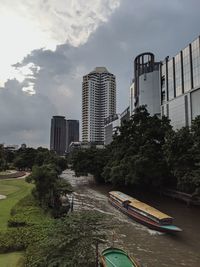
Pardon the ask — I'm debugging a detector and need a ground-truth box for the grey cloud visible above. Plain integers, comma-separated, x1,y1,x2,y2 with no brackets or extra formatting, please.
0,79,56,147
14,48,72,75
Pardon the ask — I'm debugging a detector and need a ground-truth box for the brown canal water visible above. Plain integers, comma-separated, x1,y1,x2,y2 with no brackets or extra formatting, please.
61,170,200,267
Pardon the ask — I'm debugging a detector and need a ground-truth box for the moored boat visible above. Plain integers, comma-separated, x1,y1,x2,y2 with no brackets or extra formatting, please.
109,191,182,233
100,247,140,267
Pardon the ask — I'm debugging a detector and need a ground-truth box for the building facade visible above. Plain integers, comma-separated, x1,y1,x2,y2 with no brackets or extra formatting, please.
161,36,200,129
130,53,161,117
82,67,116,144
120,106,130,125
104,114,120,145
66,120,79,152
50,116,66,156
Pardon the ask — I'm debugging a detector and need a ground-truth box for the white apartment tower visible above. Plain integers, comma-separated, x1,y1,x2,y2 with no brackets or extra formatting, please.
82,67,116,144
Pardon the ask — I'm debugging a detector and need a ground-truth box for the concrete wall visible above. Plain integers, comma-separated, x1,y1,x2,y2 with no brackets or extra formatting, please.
191,88,200,120
139,70,161,116
104,117,120,145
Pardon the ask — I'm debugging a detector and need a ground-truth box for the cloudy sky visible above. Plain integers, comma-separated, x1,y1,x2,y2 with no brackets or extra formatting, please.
0,0,200,147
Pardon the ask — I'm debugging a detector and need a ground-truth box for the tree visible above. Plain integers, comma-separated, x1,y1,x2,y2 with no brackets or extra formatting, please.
0,145,7,171
164,126,200,193
25,211,108,267
191,115,200,164
14,148,37,170
71,148,108,183
27,164,58,208
26,164,72,216
55,157,68,174
103,106,171,189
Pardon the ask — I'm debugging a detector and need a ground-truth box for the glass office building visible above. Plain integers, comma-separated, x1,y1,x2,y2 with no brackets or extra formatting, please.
161,36,200,129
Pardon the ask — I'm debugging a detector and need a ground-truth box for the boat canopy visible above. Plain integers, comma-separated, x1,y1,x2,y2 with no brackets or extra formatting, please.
101,247,139,267
109,191,173,221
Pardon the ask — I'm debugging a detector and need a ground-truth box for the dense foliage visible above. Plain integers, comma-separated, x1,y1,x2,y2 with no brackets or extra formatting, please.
0,146,68,173
71,148,109,183
26,164,72,216
14,147,68,172
71,106,200,194
0,195,108,267
25,211,108,267
1,145,108,266
0,145,71,215
103,106,172,188
0,144,7,171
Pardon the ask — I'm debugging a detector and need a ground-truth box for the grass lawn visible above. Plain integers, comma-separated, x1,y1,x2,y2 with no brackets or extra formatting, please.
0,252,24,267
0,179,33,231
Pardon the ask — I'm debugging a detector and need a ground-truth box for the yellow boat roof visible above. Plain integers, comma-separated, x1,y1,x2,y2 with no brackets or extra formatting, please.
109,191,172,221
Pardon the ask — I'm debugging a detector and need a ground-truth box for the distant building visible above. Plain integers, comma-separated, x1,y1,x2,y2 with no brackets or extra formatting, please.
66,120,79,152
50,116,66,156
4,144,19,151
21,143,27,149
68,141,81,153
104,114,120,145
82,67,116,144
161,36,200,129
130,53,161,117
68,141,104,153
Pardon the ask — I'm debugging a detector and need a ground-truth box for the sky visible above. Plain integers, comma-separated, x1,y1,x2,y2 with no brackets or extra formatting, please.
0,0,200,147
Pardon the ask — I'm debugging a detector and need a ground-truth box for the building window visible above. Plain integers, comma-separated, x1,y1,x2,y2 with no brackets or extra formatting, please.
175,53,182,96
168,59,174,100
166,104,169,117
161,63,166,104
161,105,164,117
183,46,192,92
184,95,189,126
192,38,200,89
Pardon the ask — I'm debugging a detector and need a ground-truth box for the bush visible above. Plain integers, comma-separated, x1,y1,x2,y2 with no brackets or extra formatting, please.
0,195,53,253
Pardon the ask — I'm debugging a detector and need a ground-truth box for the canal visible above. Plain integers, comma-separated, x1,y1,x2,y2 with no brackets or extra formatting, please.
61,170,200,267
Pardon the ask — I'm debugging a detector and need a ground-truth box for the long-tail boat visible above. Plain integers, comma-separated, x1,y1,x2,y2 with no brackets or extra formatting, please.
100,247,140,267
109,191,182,233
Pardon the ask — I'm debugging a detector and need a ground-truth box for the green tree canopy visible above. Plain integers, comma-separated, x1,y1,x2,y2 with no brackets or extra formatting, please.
25,211,108,267
103,106,172,188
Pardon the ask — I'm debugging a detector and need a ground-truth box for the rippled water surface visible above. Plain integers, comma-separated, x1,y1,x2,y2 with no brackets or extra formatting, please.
61,170,200,267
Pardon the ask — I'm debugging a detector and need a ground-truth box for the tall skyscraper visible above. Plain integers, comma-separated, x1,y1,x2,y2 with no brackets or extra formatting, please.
50,116,66,155
82,67,116,144
66,120,79,152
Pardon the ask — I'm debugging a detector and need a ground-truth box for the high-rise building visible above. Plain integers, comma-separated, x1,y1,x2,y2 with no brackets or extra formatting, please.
130,53,161,117
66,120,79,152
82,67,116,144
50,116,66,155
161,36,200,129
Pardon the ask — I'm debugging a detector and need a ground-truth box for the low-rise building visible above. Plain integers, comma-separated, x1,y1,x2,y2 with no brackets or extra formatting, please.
120,107,130,125
104,114,120,145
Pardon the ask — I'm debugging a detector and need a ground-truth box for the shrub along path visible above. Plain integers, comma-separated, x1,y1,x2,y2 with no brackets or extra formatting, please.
0,171,26,180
